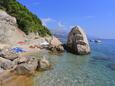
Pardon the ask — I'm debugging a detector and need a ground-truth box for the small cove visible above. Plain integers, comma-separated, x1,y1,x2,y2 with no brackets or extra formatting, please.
33,39,115,86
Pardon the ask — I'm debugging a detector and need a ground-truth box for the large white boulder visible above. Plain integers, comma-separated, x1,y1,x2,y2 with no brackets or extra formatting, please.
67,26,91,55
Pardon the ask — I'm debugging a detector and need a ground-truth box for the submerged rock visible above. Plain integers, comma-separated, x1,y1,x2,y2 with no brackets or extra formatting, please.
67,26,90,55
108,64,115,71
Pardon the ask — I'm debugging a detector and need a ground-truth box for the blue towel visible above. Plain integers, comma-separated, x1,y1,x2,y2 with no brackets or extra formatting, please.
11,47,25,53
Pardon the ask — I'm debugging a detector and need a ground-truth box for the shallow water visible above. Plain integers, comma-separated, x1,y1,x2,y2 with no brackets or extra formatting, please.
0,73,33,86
34,39,115,86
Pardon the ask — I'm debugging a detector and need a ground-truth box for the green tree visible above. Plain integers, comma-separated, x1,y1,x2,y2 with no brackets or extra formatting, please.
0,0,51,36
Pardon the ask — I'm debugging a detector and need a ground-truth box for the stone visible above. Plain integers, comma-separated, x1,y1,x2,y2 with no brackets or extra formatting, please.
14,57,38,75
38,58,51,70
56,45,65,52
0,10,26,45
67,26,91,55
0,57,14,70
0,67,4,73
13,56,29,64
50,36,62,46
2,49,18,60
48,36,65,53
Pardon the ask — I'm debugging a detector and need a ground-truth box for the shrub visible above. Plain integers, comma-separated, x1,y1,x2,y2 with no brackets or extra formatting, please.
0,0,51,36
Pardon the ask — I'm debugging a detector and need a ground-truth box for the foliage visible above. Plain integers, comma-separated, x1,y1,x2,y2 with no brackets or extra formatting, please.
0,0,51,36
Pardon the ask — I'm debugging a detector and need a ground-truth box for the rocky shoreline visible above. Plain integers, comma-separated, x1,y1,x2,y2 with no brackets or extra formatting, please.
0,9,91,86
0,36,65,86
0,36,64,74
0,10,64,76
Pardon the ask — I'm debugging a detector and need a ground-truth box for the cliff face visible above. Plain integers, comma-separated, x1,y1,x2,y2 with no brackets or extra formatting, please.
0,10,26,44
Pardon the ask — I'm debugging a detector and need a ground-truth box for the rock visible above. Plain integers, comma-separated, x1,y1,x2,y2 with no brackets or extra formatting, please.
38,58,51,70
0,10,26,45
0,57,14,70
0,67,4,73
67,26,91,55
50,36,62,46
2,49,18,60
14,57,38,75
0,50,4,57
56,45,65,52
13,56,29,64
45,37,52,43
48,45,64,53
48,36,64,53
0,44,10,50
108,64,115,71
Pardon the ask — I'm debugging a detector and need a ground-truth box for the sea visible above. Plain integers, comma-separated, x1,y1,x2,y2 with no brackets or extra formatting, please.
34,33,115,86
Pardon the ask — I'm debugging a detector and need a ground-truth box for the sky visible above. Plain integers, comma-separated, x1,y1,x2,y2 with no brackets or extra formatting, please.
18,0,115,39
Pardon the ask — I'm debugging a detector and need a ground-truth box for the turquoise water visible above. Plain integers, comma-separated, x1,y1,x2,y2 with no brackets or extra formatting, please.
34,39,115,86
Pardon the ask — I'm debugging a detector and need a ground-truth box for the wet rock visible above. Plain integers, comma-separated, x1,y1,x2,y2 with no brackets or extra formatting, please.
0,57,14,70
15,64,35,75
56,45,65,52
108,64,115,71
48,36,65,53
67,26,90,55
14,57,38,75
48,45,64,53
38,58,51,70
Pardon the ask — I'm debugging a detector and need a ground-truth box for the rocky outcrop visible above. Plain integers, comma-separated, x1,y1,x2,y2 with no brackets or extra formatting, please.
14,57,38,75
48,36,64,53
67,26,90,55
0,47,52,75
38,58,51,70
0,10,26,45
0,57,15,70
50,36,62,46
13,56,51,75
0,67,4,73
1,48,18,60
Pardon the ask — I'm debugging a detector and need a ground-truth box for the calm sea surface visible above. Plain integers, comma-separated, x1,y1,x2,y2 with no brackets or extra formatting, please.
34,39,115,86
